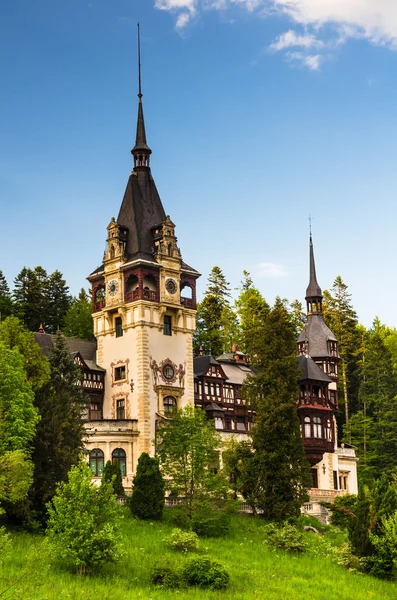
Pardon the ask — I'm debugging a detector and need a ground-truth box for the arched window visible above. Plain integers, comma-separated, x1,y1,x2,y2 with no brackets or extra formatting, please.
112,448,126,477
313,416,322,438
304,416,311,438
163,396,177,414
89,448,104,476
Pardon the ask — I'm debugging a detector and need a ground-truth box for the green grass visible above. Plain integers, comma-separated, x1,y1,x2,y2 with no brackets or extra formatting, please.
1,511,396,599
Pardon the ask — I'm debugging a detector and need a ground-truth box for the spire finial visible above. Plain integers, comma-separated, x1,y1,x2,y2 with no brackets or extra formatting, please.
309,215,313,239
138,22,142,98
131,23,152,170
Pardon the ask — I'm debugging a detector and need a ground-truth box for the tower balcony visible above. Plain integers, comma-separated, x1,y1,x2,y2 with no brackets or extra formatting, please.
125,289,159,303
181,296,196,309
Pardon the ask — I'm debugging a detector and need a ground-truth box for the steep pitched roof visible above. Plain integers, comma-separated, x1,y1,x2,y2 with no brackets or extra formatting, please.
306,234,322,299
34,333,104,371
297,354,332,383
297,315,337,358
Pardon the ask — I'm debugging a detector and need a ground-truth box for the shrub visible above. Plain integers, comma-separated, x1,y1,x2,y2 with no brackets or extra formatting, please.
329,494,357,529
263,522,308,553
101,460,124,497
46,461,123,574
190,493,238,538
182,556,230,590
150,563,184,589
332,542,364,573
0,527,11,564
130,453,164,520
169,528,199,552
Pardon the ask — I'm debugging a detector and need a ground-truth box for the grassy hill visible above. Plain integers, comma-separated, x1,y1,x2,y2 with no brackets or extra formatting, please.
1,511,396,599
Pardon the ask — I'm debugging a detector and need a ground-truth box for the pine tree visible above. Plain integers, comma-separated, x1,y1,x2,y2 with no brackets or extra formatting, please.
194,266,236,356
0,270,13,322
13,266,47,331
323,276,360,432
234,273,269,365
130,452,164,520
29,331,87,520
63,289,94,341
243,299,311,520
45,270,72,333
102,460,125,497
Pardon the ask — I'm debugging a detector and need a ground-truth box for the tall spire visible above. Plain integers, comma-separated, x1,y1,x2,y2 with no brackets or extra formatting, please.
305,234,323,314
132,23,152,171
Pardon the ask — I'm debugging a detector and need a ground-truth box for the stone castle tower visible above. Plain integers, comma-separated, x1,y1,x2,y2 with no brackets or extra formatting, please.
87,43,199,486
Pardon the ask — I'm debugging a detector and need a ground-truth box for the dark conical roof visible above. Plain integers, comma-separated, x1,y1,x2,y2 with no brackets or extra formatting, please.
131,95,152,155
306,234,322,299
117,170,166,261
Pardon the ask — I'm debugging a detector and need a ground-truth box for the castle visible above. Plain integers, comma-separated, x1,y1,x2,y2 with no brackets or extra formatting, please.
35,54,358,513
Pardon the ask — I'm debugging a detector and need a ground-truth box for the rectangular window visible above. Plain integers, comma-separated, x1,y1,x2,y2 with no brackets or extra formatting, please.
89,402,102,420
117,399,125,419
333,470,338,490
114,366,126,381
236,417,246,432
115,317,123,338
163,315,172,336
311,468,318,488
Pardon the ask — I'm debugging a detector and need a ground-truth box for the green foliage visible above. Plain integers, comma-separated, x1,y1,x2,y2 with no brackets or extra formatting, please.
348,484,374,558
194,266,236,356
12,266,71,334
263,522,308,553
150,563,184,589
130,452,164,520
0,270,14,321
0,450,34,515
233,276,269,362
0,316,50,391
102,460,124,497
182,556,230,590
46,461,123,574
369,511,397,579
329,494,358,529
29,331,88,519
222,437,254,500
168,528,199,552
0,342,39,454
0,527,11,564
63,289,94,341
190,492,238,537
156,406,234,532
243,300,311,519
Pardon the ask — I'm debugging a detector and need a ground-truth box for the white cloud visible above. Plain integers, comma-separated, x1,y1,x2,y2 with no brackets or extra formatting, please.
270,29,323,51
257,262,287,278
155,0,397,62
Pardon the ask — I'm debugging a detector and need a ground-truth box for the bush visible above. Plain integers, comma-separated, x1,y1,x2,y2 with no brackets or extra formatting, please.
150,563,184,589
46,461,123,574
0,527,11,564
169,528,199,552
263,522,308,553
329,494,357,529
190,494,238,538
101,460,124,497
130,453,164,520
182,556,230,590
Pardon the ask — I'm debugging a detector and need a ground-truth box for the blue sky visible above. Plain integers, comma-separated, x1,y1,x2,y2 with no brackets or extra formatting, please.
1,0,397,327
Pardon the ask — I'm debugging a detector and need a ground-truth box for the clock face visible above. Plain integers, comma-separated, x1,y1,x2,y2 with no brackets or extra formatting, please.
108,279,119,297
163,364,175,381
165,278,177,295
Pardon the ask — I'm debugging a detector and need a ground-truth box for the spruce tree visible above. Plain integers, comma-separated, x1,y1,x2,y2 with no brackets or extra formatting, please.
130,452,164,520
234,273,269,364
194,266,236,356
102,460,125,497
45,270,72,333
63,289,94,341
13,266,47,331
29,331,87,520
323,276,360,431
0,270,13,321
244,299,311,520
